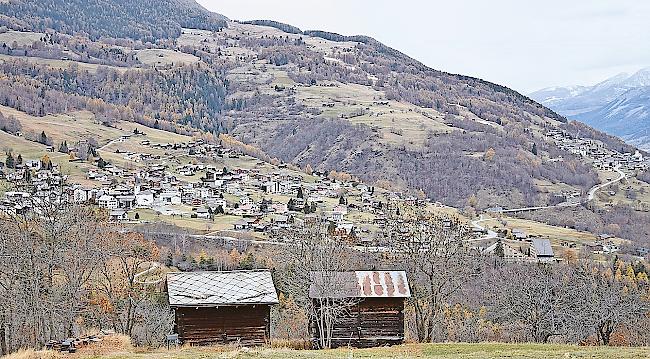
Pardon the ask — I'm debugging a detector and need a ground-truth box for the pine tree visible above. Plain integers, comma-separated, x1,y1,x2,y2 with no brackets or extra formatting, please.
297,187,304,199
532,142,538,156
5,152,14,169
495,239,505,258
16,154,22,166
58,141,69,154
39,131,48,145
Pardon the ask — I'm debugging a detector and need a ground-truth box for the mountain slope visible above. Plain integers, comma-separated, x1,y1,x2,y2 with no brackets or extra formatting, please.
0,1,640,212
0,0,227,41
575,87,650,149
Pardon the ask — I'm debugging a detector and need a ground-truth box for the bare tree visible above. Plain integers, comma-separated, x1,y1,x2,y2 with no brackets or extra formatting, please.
274,220,360,349
385,205,477,342
571,262,648,345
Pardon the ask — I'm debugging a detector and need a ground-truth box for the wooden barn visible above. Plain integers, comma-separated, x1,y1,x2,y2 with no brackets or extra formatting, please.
309,271,411,348
166,270,279,346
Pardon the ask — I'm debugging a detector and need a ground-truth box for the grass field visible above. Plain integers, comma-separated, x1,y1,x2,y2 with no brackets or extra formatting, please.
0,30,45,46
135,49,200,67
481,216,599,244
292,82,450,149
0,54,129,73
17,343,648,359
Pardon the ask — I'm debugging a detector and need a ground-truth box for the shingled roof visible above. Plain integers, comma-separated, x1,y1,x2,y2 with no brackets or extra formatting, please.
309,271,411,299
167,270,279,307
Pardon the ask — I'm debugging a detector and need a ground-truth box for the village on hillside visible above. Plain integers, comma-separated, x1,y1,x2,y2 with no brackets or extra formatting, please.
1,122,648,265
546,128,647,172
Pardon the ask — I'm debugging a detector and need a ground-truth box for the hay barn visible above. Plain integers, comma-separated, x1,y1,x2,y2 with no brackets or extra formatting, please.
167,270,278,346
309,270,411,348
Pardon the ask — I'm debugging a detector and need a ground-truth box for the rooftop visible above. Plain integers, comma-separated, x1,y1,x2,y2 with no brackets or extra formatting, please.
309,271,411,299
167,270,279,307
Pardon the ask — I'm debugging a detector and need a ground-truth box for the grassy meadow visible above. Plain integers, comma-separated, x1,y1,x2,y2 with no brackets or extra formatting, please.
7,342,650,359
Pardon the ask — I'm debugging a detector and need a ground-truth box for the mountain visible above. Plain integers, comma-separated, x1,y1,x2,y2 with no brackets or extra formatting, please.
530,68,650,149
0,0,228,41
576,86,650,149
0,0,641,212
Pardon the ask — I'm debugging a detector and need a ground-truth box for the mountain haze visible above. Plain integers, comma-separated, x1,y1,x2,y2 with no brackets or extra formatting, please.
531,68,650,149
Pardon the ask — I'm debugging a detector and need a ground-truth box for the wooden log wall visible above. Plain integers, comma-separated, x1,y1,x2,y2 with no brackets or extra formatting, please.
311,298,405,348
174,305,270,346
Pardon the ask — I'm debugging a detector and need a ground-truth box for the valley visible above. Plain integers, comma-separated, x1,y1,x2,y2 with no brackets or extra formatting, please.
0,0,648,356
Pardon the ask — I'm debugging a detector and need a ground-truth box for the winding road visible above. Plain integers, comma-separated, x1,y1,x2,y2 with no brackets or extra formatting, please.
587,164,627,201
470,215,499,242
470,165,628,242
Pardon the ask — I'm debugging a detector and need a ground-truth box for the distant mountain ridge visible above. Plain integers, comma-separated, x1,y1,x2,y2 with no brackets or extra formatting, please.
530,68,650,150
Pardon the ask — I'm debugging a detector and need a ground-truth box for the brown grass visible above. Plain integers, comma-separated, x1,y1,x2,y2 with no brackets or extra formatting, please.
73,334,133,357
2,349,61,359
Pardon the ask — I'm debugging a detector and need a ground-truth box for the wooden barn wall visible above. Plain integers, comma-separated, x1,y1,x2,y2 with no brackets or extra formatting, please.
311,297,405,348
174,305,270,346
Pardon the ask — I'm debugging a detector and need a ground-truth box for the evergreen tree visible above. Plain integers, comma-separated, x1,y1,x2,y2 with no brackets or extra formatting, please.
495,239,505,258
532,142,538,156
16,154,22,166
58,141,69,154
135,212,140,220
339,196,345,205
297,187,304,199
5,152,14,169
164,251,174,267
39,131,48,145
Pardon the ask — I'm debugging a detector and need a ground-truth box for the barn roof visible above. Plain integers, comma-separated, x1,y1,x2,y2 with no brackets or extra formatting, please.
309,271,411,299
531,238,554,257
167,270,279,307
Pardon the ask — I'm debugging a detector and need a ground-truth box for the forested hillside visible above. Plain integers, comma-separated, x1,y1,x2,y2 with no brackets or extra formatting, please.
0,0,227,41
0,0,647,242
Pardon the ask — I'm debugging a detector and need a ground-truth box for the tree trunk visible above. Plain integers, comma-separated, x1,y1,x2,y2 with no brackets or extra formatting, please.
0,325,7,356
598,320,613,345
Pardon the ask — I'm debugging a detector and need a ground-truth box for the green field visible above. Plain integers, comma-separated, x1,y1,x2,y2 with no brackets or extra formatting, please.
53,343,650,359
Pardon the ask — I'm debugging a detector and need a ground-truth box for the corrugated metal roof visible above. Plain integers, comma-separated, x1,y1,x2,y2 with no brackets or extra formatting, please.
309,271,411,299
167,270,279,307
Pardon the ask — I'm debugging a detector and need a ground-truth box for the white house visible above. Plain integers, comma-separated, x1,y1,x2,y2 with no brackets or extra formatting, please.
263,181,280,194
98,195,118,210
136,190,154,207
195,207,210,219
73,187,93,203
159,191,182,205
330,205,348,223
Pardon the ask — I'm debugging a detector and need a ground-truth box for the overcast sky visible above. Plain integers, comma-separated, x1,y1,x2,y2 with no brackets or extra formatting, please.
197,0,650,93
